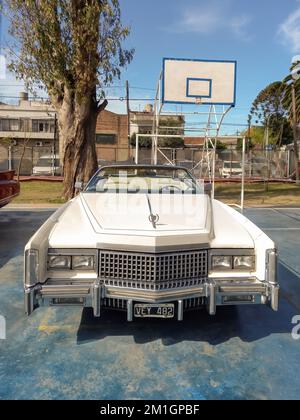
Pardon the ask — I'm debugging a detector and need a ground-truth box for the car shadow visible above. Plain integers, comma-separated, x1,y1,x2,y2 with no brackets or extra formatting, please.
76,294,297,346
0,211,53,269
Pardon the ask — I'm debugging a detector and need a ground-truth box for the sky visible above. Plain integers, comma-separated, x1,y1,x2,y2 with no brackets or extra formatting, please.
1,0,300,134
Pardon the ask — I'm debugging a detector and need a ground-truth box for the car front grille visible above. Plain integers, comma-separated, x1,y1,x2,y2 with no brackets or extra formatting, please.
102,298,206,311
99,250,208,290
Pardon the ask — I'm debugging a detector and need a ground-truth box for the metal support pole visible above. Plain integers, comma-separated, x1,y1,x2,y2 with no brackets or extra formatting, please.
241,137,246,213
8,146,12,171
292,82,300,183
135,134,139,164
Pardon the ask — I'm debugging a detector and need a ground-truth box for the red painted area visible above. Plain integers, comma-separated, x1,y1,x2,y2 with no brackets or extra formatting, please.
15,176,63,182
0,171,20,208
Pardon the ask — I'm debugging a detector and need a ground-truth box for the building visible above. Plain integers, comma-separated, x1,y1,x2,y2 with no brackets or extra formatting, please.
95,109,129,162
130,104,185,138
184,135,241,149
0,96,192,173
0,92,57,174
95,105,186,164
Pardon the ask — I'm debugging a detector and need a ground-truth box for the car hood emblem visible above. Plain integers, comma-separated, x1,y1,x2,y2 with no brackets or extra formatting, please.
146,194,159,229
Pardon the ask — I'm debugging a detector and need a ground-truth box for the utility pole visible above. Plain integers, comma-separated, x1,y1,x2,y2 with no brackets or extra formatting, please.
126,81,130,150
291,81,300,184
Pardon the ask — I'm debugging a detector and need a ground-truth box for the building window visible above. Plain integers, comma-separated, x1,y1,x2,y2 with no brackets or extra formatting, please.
0,119,20,131
96,134,117,145
32,120,55,133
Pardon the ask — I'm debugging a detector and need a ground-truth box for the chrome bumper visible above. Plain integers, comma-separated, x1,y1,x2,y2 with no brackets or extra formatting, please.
24,278,279,320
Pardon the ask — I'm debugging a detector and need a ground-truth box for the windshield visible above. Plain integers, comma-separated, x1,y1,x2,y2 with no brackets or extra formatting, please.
224,162,241,169
85,166,203,195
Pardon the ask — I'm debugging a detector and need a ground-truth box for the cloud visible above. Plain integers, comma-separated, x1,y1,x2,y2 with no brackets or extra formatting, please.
278,7,300,52
167,3,252,41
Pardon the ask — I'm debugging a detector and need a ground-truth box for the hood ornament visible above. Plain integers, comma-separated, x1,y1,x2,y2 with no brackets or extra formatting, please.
146,194,159,229
149,213,160,228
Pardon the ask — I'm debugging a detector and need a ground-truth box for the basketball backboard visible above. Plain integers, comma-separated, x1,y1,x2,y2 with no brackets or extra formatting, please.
162,58,237,106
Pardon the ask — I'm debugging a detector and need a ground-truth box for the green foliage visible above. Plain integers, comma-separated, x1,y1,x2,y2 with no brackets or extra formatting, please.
249,126,265,145
6,0,134,103
0,137,14,147
207,140,227,151
249,81,294,146
236,137,254,151
130,133,184,149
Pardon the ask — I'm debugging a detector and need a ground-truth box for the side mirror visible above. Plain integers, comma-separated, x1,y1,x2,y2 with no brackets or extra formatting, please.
75,181,84,191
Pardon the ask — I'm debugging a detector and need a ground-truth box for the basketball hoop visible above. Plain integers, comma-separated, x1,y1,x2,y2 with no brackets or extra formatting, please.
162,58,237,106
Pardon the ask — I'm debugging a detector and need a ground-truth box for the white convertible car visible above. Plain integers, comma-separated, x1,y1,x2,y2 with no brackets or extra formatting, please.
24,165,279,321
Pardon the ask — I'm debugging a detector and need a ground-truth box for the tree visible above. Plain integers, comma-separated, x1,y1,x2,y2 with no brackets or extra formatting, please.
248,81,292,147
237,136,254,151
6,0,134,199
207,140,227,151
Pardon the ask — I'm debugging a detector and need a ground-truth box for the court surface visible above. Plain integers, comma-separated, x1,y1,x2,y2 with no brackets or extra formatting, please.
0,207,300,400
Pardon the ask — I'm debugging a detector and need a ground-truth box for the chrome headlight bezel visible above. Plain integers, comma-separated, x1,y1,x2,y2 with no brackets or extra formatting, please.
210,252,256,272
47,251,96,272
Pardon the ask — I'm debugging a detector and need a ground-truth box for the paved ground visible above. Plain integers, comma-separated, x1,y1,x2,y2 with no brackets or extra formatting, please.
0,208,300,400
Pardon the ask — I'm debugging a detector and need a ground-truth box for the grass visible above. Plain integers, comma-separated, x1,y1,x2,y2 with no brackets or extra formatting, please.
215,182,300,206
14,181,66,205
12,180,300,207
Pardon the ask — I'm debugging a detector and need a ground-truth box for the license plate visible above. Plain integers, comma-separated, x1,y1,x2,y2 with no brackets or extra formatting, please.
134,304,175,319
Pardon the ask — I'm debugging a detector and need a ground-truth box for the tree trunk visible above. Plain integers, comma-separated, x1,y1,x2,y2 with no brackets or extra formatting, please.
56,93,102,200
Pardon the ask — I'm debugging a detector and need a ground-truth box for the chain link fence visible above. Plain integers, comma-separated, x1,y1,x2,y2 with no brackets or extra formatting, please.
132,147,296,180
0,144,297,180
0,145,60,176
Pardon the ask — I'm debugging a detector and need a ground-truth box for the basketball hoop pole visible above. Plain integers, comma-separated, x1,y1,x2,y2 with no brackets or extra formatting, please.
152,72,163,165
211,105,233,199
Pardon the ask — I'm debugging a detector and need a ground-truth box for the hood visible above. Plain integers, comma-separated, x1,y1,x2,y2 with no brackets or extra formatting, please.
80,192,211,233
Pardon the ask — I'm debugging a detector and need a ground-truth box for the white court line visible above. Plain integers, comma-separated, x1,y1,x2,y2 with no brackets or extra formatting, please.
263,228,300,231
0,208,58,212
245,208,300,211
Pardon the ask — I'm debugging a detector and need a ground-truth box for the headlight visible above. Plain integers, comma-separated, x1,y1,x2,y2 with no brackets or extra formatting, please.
234,256,255,270
212,256,232,270
48,255,71,269
72,256,95,270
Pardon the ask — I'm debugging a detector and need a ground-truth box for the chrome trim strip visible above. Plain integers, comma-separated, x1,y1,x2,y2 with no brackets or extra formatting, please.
95,243,210,253
208,282,216,315
24,288,34,316
40,284,91,296
104,285,206,302
266,249,278,285
218,284,266,293
92,283,101,317
178,300,184,321
48,249,98,255
270,284,279,312
209,249,255,256
127,300,133,322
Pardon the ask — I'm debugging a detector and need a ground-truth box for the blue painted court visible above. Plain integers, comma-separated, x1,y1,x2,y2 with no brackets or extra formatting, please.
0,208,300,400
